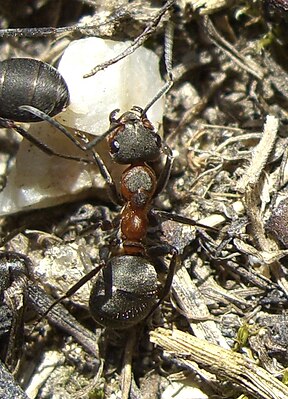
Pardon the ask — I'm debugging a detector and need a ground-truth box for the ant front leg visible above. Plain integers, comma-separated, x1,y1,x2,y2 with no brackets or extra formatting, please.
91,150,122,205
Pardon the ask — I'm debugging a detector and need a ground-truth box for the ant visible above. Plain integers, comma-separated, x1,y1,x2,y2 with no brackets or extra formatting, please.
29,96,211,331
80,105,178,329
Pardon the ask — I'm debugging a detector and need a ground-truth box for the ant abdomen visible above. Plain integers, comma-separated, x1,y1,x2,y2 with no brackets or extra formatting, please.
0,58,69,122
89,255,158,329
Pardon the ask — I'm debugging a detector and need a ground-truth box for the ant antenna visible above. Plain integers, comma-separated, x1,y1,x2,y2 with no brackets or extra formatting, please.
83,119,122,151
142,21,174,116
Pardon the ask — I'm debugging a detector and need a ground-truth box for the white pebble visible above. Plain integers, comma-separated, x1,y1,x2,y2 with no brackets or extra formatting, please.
58,37,165,134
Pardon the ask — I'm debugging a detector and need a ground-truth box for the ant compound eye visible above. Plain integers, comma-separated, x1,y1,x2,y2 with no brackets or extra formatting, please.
110,139,120,154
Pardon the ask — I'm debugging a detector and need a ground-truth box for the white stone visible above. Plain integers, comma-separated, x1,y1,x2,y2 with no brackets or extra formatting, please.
57,37,165,134
0,122,101,214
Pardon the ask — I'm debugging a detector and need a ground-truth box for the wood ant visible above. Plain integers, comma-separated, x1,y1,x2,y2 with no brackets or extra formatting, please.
27,101,179,330
86,105,178,329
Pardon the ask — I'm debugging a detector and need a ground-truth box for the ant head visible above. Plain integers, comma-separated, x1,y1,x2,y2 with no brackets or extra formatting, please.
107,107,162,165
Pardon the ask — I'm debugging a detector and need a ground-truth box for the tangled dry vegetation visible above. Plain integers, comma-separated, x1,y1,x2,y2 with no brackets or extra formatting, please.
1,0,288,398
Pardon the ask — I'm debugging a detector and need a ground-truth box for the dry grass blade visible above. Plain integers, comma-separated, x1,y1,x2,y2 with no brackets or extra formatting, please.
150,328,288,399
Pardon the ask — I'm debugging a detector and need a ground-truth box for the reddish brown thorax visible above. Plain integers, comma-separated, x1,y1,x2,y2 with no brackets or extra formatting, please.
120,163,157,255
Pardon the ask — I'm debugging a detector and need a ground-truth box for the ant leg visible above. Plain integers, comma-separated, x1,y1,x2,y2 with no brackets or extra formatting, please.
38,219,114,318
91,150,122,205
0,117,93,164
159,247,180,301
27,283,100,358
41,263,103,320
19,105,90,152
19,106,122,203
164,20,174,82
145,20,175,196
141,20,174,115
153,143,174,197
147,244,180,317
151,208,219,233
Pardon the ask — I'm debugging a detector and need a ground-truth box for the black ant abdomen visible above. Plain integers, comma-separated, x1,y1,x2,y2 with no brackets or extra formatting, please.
89,255,158,329
0,58,69,123
0,57,94,165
